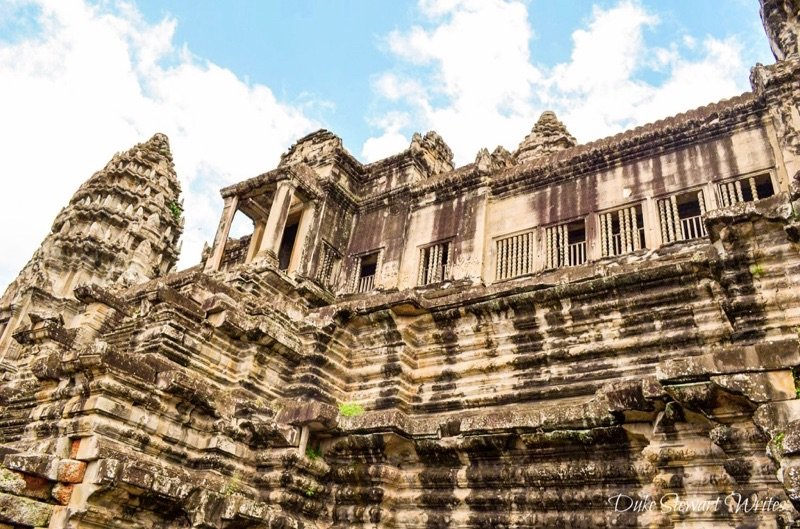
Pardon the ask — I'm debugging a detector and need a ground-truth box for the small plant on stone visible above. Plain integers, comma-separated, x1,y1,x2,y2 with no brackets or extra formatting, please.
774,431,786,452
304,487,316,497
338,402,365,417
167,201,183,221
222,477,243,496
306,446,322,460
749,263,765,277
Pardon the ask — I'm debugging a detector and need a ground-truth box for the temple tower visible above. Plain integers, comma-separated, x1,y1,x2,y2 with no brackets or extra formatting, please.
514,110,577,164
753,0,800,184
0,133,183,366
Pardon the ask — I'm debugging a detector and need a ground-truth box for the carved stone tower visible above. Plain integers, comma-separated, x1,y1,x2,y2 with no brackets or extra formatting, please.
754,0,800,170
0,133,183,366
514,110,577,163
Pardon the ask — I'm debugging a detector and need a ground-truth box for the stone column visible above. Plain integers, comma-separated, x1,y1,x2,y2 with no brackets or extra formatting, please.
464,191,488,283
704,182,719,211
585,214,600,261
204,195,239,272
286,200,317,276
258,181,296,263
643,197,661,250
245,220,266,264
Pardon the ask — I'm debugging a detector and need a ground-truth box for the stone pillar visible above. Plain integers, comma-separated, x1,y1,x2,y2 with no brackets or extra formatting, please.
245,220,266,264
297,425,310,456
704,182,719,211
286,201,316,276
643,197,661,250
204,195,239,272
464,192,489,283
585,214,600,261
532,228,546,272
257,181,295,263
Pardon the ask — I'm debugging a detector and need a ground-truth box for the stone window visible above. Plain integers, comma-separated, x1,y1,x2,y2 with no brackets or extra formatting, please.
315,242,341,289
353,251,380,293
544,220,587,269
717,173,775,207
495,230,535,281
658,190,707,243
599,204,645,257
278,210,301,271
418,241,452,286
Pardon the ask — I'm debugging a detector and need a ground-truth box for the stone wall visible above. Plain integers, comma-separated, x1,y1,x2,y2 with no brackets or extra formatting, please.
2,3,800,528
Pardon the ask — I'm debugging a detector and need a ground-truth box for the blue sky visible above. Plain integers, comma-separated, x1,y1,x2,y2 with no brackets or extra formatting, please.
0,0,775,290
133,0,772,154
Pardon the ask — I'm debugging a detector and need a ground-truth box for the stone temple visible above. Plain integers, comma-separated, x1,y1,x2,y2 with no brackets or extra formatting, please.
2,2,800,528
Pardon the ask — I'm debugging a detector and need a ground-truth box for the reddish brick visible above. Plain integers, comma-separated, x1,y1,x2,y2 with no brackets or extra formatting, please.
56,460,86,484
21,474,52,501
51,483,74,505
69,439,81,460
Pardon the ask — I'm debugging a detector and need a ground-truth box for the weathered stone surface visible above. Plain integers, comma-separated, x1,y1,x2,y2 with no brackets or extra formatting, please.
0,5,800,529
4,454,59,481
51,483,73,505
0,468,24,495
0,491,52,526
56,460,86,484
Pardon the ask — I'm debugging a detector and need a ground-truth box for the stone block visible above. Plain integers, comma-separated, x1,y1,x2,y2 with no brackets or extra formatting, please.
785,463,800,503
84,459,121,485
56,459,86,484
754,400,800,436
119,465,153,490
0,491,53,527
68,439,81,460
0,468,25,495
711,370,796,403
51,483,73,505
658,339,800,382
3,454,59,481
781,420,800,456
18,474,52,501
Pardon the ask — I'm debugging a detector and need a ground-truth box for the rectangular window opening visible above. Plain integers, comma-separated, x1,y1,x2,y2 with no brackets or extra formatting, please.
418,241,451,286
600,204,645,257
717,174,775,207
354,251,379,293
659,190,707,243
545,220,586,269
495,230,535,281
278,211,301,271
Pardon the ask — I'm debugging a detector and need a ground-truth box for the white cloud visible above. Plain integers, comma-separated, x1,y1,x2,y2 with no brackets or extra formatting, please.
0,0,318,290
548,2,658,93
364,0,752,165
361,111,411,162
548,2,745,140
632,37,744,125
368,0,540,164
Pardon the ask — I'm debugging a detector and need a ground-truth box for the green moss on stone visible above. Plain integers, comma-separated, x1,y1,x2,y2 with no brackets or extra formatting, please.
0,468,25,494
338,402,365,417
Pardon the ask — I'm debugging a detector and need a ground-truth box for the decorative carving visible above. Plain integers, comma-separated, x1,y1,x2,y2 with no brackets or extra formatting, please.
760,0,800,60
514,110,577,164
